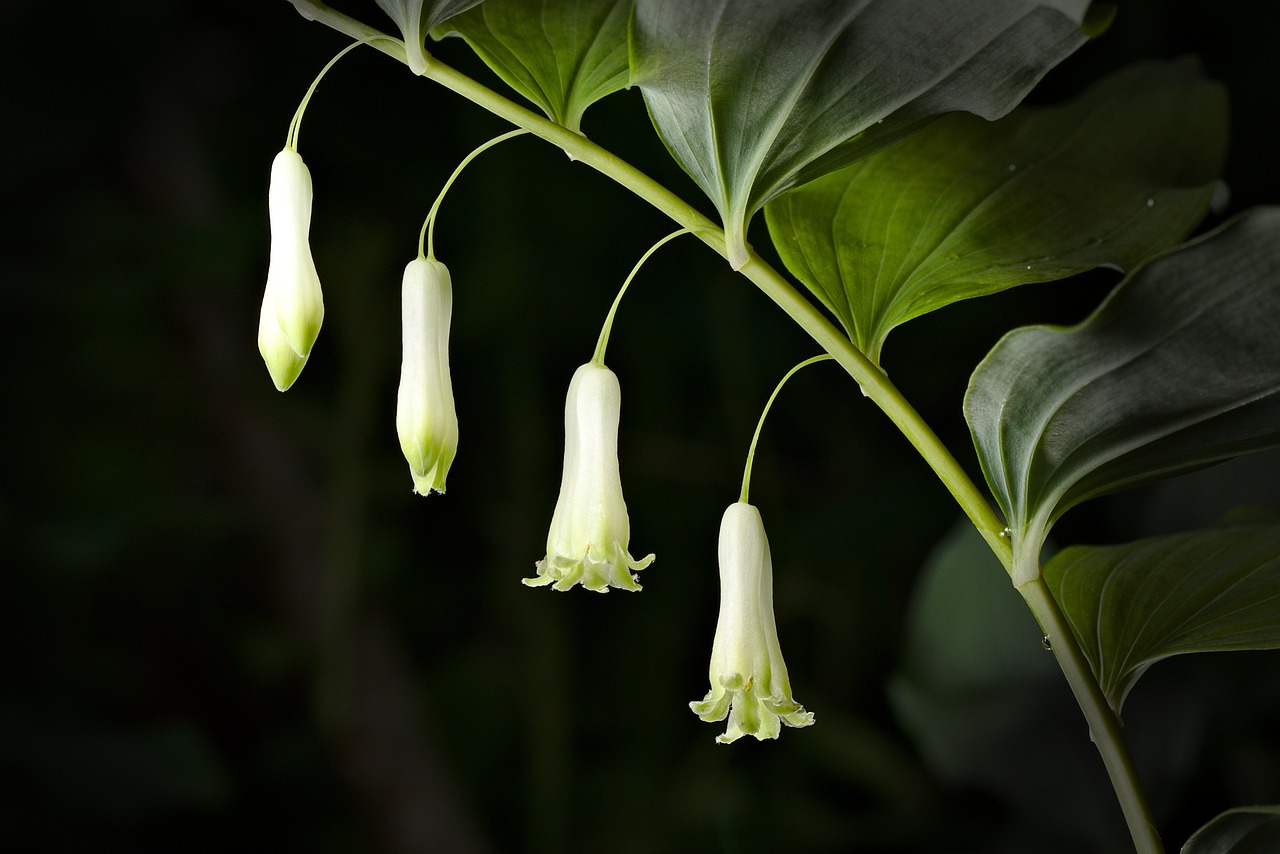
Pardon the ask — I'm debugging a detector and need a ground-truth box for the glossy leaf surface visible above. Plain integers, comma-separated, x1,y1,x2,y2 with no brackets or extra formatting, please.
1182,806,1280,854
965,207,1280,563
764,59,1226,363
1045,521,1280,715
432,0,630,131
630,0,1101,269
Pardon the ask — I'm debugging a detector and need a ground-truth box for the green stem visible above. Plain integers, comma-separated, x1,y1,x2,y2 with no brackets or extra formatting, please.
731,254,1015,566
287,36,396,151
420,128,530,259
739,355,833,504
1017,569,1164,854
591,228,691,367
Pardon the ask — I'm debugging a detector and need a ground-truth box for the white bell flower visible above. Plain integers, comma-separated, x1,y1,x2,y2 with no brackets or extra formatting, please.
257,148,324,391
396,257,458,494
524,363,654,592
691,501,814,743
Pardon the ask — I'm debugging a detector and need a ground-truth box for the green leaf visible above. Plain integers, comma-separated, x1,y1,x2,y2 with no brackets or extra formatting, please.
888,521,1056,783
1045,521,1280,715
376,0,488,74
887,523,1155,847
630,0,1104,269
288,1,485,70
964,207,1280,579
764,59,1226,363
432,0,630,132
1181,806,1280,854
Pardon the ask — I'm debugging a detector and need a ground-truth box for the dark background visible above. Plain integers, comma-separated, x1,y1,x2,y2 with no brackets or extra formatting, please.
5,1,1280,851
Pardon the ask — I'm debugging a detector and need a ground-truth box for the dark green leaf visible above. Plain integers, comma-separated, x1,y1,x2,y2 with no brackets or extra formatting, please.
764,59,1226,363
1045,522,1280,715
630,0,1102,269
432,0,630,132
887,522,1156,848
964,207,1280,575
888,521,1055,782
1181,806,1280,854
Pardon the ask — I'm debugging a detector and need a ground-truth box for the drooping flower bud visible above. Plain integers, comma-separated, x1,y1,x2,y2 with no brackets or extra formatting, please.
524,362,654,592
691,501,814,743
396,257,459,495
258,148,324,391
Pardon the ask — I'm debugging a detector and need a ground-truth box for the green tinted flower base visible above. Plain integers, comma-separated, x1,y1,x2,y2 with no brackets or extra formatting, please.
691,672,814,743
401,444,452,495
524,547,654,593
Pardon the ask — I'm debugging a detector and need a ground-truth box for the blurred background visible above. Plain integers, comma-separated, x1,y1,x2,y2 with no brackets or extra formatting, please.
5,1,1280,851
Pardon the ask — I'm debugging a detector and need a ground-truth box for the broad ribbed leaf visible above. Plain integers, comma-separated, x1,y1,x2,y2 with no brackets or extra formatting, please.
1045,521,1280,715
965,207,1280,573
764,59,1225,363
1182,807,1280,854
432,0,629,132
630,0,1105,269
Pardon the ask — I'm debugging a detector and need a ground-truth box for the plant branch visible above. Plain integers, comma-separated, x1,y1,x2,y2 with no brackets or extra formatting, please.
276,18,1010,562
409,52,1015,569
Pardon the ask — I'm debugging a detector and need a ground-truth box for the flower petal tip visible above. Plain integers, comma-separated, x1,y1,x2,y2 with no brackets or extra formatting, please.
523,549,652,592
